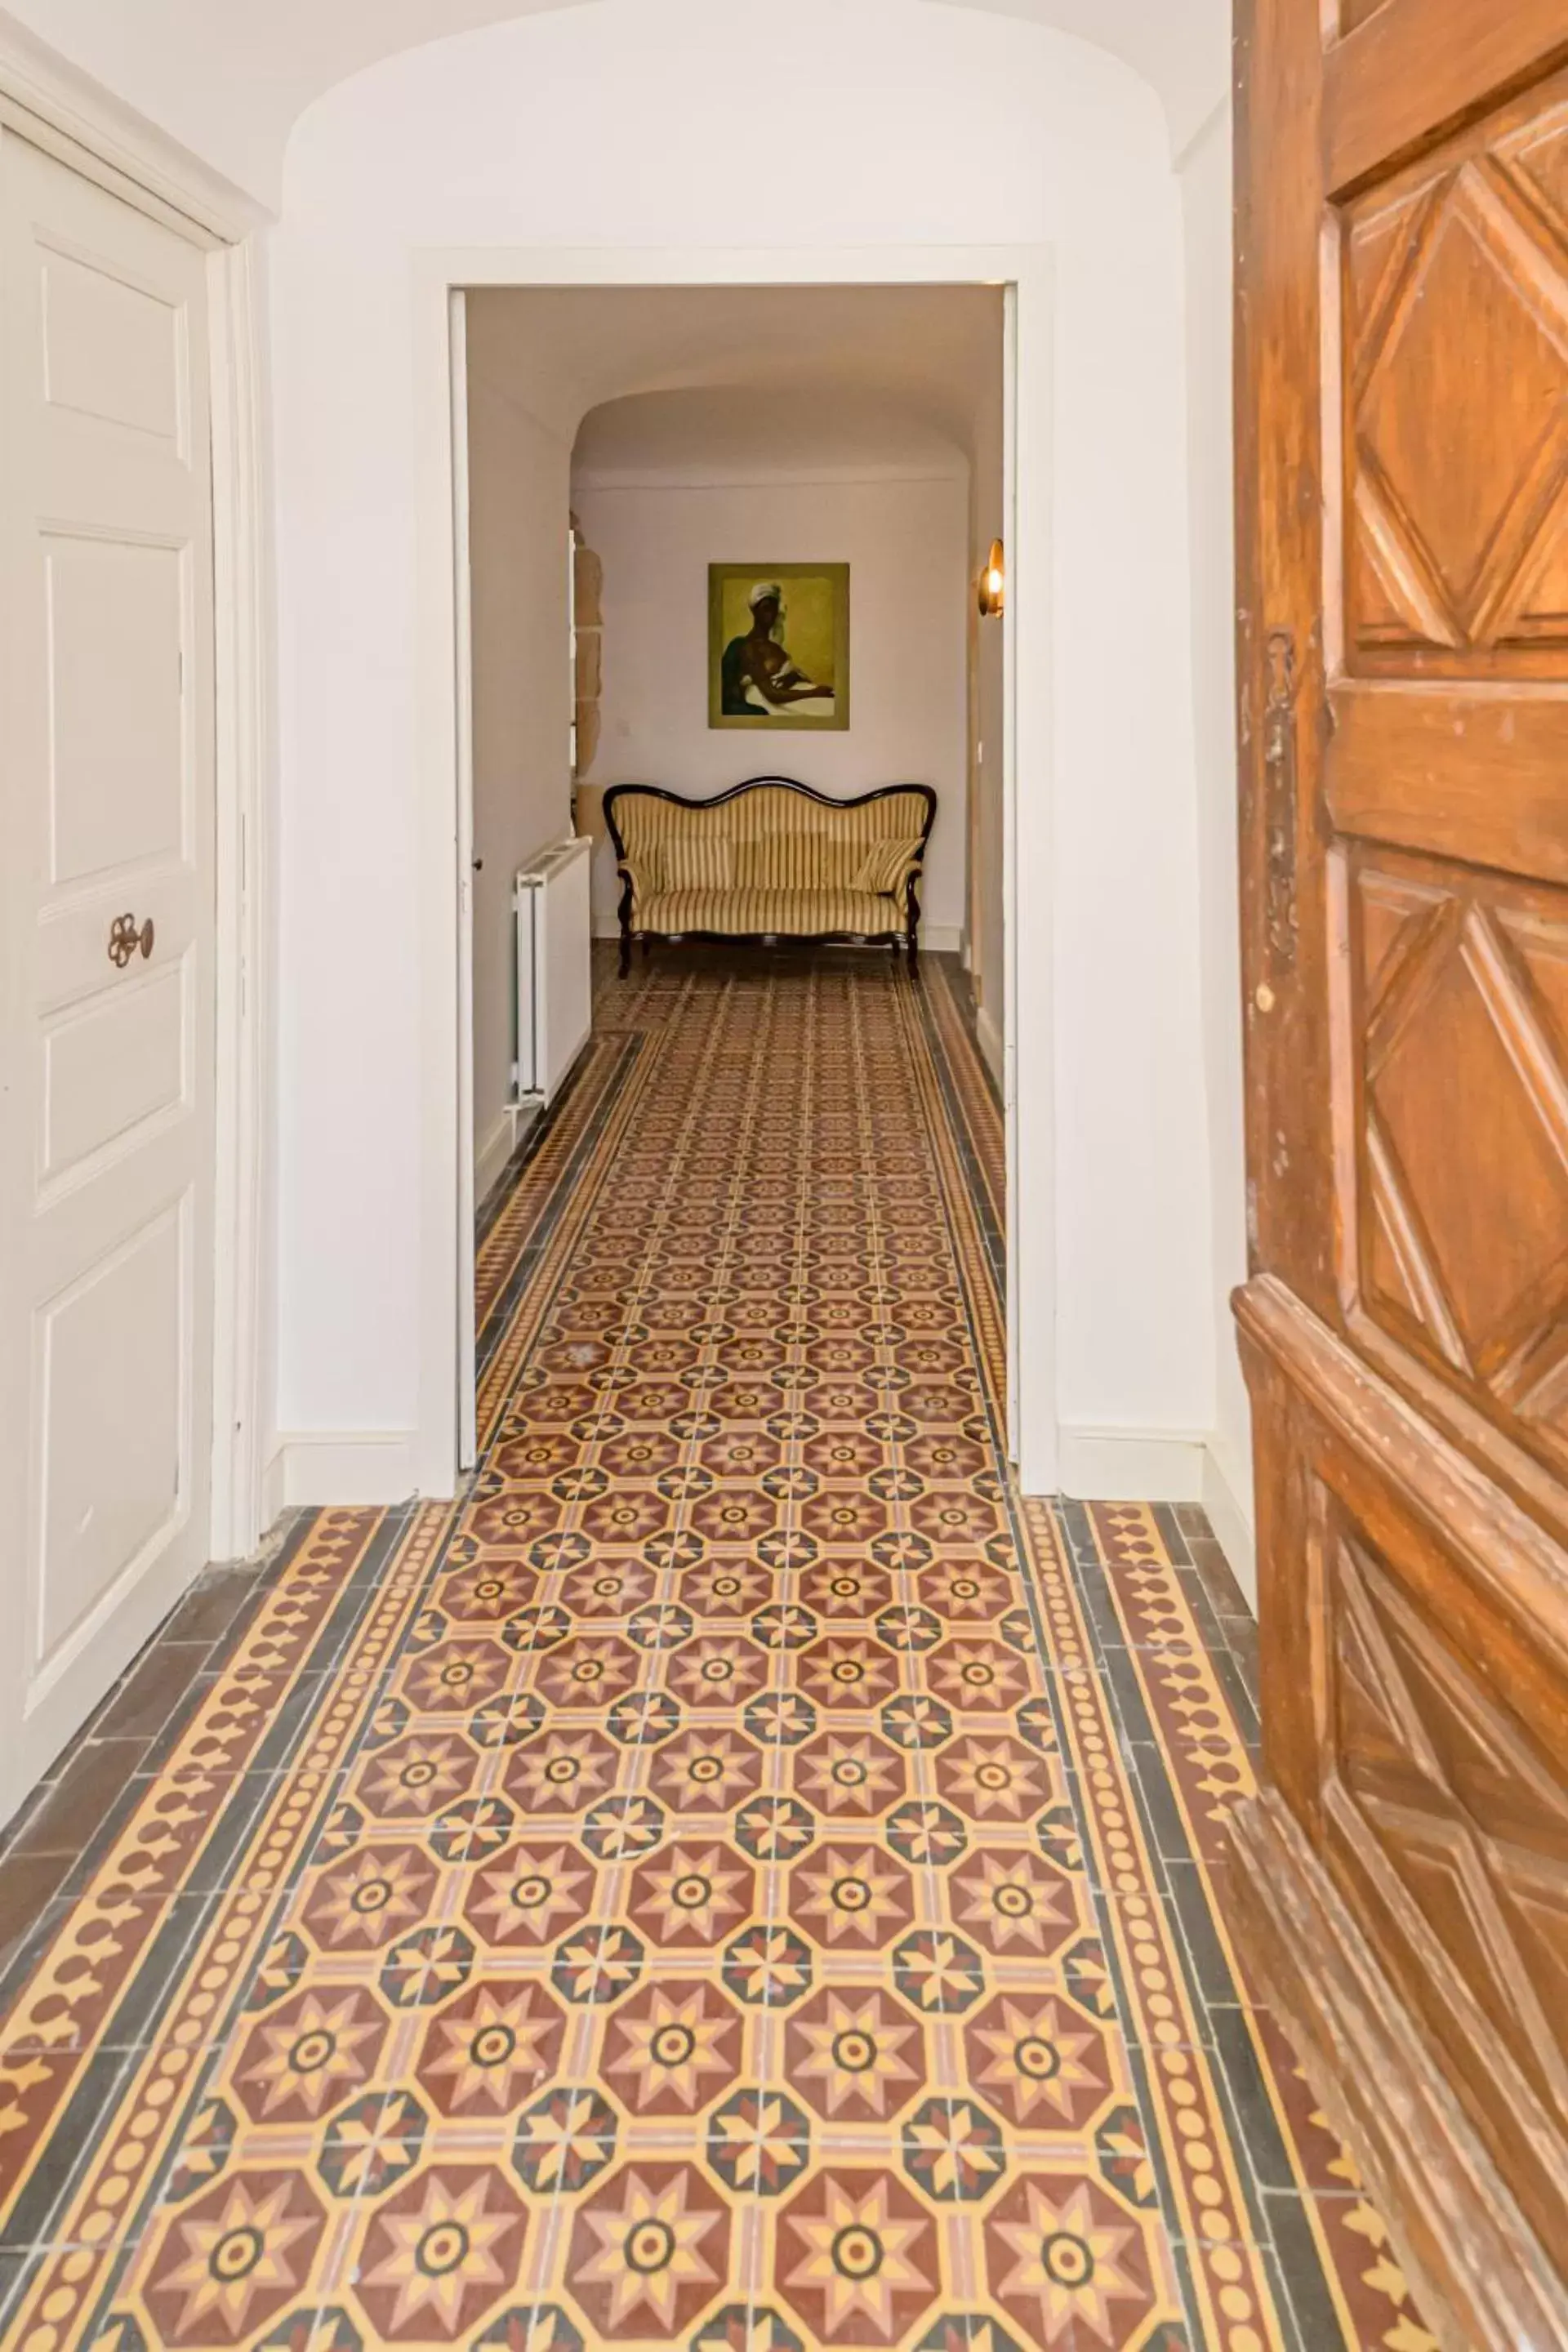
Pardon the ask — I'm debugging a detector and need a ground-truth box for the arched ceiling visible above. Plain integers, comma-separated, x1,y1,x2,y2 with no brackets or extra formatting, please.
467,284,1003,456
572,385,974,486
2,0,1227,212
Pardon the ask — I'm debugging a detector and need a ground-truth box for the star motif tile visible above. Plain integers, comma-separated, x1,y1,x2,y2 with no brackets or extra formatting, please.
0,953,1434,2352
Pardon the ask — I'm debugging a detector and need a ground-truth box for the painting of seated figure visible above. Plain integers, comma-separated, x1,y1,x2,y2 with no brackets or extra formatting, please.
710,561,849,729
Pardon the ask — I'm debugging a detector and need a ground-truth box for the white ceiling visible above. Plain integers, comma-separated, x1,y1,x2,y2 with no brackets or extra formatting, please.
467,283,1004,457
1,0,1229,210
572,387,973,487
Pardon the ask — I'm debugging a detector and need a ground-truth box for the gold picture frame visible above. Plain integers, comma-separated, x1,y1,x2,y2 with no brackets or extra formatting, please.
708,562,850,730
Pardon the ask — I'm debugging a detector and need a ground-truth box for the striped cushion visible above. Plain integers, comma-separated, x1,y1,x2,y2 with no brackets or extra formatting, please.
662,835,734,891
735,834,862,890
640,888,906,938
853,836,924,894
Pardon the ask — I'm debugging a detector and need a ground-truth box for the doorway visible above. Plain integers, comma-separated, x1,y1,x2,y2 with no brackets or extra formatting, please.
439,274,1024,1479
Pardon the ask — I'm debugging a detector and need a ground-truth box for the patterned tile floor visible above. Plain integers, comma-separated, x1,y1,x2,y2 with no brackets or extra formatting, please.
0,948,1438,2352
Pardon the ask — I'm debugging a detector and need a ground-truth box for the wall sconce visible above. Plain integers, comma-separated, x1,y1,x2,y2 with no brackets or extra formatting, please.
978,538,1005,618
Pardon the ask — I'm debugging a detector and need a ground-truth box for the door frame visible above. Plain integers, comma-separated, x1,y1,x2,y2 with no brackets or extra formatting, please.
415,244,1049,1499
0,29,273,1567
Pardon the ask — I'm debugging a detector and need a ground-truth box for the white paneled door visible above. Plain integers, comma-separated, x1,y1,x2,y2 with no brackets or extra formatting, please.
0,134,216,1823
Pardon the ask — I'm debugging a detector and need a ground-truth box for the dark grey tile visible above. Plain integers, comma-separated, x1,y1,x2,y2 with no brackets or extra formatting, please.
160,1561,260,1647
1151,1500,1192,1565
1164,1855,1245,2009
98,1891,215,2051
1097,1641,1155,1742
1125,1740,1196,1864
1228,1611,1261,1704
1211,1645,1263,1752
0,2247,40,2336
1174,1561,1232,1658
1263,2187,1361,2352
1189,1531,1254,1625
1258,2239,1313,2352
93,1642,211,1740
1209,2002,1308,2192
180,1772,285,1895
10,1740,149,1859
0,1854,72,1973
0,2041,137,2252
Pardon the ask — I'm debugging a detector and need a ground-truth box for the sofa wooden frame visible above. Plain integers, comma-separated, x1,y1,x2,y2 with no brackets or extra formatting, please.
604,776,938,976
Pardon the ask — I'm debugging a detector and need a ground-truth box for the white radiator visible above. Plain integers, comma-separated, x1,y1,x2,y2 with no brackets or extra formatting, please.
514,834,592,1104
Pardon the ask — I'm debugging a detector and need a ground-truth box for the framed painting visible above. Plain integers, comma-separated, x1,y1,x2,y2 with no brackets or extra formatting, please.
709,562,850,730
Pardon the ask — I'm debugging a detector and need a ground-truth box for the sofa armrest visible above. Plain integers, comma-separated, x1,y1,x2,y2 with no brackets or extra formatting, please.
856,835,928,898
617,858,657,915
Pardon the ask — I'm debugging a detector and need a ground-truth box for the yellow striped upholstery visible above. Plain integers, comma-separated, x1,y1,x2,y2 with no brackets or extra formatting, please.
660,835,735,892
612,785,929,938
853,835,926,893
733,834,864,890
640,888,903,937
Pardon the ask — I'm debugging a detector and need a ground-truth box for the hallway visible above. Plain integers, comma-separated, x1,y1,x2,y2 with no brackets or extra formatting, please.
0,953,1429,2352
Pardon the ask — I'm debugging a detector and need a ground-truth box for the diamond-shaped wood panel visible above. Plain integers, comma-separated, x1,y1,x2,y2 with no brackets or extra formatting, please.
1352,853,1568,1470
1344,118,1568,672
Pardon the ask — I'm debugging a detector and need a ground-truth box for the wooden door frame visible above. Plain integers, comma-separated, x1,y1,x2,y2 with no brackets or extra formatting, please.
0,25,274,1567
413,245,1045,1500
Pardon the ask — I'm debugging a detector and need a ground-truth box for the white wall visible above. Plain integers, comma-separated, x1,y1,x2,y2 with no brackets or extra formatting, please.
466,349,573,1198
574,471,970,944
1179,98,1254,1589
968,359,1007,1085
268,0,1215,1503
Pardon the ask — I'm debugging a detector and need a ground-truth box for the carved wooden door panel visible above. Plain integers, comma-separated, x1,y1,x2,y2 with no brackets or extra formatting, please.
1232,5,1568,2344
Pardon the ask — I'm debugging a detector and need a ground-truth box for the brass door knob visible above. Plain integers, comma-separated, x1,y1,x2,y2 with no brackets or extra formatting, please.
108,913,154,968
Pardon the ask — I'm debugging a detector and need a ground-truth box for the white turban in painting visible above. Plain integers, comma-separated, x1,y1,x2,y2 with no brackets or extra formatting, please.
748,580,786,638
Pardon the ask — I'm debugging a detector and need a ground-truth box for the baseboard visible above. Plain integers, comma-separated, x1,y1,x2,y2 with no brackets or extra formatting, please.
1057,1423,1206,1503
974,1003,1004,1090
261,1442,287,1532
1227,1790,1568,2352
264,1429,420,1508
1201,1440,1257,1609
475,1107,521,1208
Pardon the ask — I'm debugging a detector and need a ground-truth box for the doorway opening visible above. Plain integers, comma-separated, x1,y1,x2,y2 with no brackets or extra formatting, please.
446,279,1018,1479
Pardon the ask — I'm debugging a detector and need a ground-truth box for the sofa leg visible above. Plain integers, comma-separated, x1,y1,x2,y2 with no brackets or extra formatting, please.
642,934,652,962
619,932,631,979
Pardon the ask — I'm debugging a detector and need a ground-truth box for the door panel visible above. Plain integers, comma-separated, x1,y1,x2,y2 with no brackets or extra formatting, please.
45,535,188,881
1341,844,1568,1472
41,959,189,1195
36,1198,190,1664
1235,2,1568,2339
39,241,185,447
1343,76,1568,681
0,133,215,1823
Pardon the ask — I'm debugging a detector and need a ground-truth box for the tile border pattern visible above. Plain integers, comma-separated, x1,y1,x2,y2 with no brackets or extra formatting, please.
0,947,1434,2352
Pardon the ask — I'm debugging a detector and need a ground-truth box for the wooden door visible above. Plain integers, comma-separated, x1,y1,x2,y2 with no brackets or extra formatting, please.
1232,3,1568,2341
0,133,216,1825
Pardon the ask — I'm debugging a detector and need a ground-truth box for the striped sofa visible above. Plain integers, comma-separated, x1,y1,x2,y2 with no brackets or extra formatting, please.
604,777,938,973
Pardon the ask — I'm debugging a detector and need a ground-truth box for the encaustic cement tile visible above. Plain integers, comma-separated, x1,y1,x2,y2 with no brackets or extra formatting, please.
0,951,1433,2352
